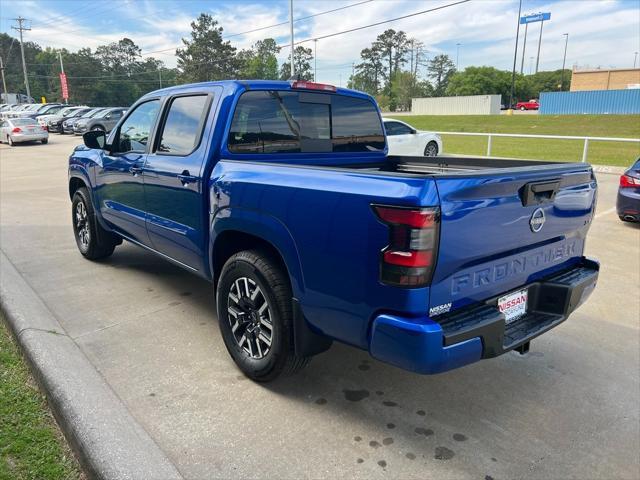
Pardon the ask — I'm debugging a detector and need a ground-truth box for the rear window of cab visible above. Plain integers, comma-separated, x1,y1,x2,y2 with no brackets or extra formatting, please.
228,90,385,154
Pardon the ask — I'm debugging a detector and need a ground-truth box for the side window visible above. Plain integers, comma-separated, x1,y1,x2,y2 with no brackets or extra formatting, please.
157,95,209,155
113,100,160,154
111,110,124,119
385,121,412,136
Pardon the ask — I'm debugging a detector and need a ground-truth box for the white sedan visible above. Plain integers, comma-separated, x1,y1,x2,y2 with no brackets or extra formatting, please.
382,118,442,157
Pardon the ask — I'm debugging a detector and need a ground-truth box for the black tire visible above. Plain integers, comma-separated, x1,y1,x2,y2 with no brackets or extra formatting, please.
520,106,526,111
71,187,118,260
41,138,48,144
91,125,105,132
216,249,309,382
424,141,438,157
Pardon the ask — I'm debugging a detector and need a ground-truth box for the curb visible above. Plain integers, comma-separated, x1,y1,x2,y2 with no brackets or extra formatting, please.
0,251,184,480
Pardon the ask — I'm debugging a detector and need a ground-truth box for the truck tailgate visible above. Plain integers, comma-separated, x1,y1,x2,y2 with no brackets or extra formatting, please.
429,163,596,316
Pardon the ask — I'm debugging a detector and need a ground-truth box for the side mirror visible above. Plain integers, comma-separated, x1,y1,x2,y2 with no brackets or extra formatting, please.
83,130,106,149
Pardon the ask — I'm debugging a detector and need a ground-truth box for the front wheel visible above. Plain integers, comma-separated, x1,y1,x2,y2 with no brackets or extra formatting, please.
91,126,105,132
520,106,526,111
71,187,118,260
424,141,438,157
216,250,309,382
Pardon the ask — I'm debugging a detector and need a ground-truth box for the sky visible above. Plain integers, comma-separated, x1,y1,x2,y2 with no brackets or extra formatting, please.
1,0,639,86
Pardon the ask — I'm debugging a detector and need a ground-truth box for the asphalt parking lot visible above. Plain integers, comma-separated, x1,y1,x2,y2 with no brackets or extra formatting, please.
1,135,639,479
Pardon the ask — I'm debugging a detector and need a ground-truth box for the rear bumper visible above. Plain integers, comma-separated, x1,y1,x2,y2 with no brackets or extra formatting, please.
616,190,640,221
369,257,599,374
10,133,48,142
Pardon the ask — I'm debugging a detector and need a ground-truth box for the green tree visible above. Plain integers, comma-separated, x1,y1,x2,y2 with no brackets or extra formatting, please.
176,13,238,83
279,45,313,80
374,29,409,91
427,54,456,97
446,66,537,104
529,69,571,95
390,70,432,111
238,38,280,79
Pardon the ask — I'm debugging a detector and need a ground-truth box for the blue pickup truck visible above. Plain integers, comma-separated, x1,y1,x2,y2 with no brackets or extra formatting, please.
68,80,599,381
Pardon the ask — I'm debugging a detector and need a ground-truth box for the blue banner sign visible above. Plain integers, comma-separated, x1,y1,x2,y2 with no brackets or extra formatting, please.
520,12,551,24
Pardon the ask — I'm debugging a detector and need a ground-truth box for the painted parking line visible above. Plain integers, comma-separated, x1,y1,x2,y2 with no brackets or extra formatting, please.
594,206,617,219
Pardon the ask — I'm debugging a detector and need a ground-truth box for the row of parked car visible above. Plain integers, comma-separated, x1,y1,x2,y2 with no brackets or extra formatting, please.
0,103,128,146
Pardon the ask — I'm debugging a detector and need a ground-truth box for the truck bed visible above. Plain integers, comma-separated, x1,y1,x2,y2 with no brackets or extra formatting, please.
369,155,588,177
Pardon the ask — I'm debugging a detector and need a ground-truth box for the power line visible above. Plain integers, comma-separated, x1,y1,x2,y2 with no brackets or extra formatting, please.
138,0,375,56
279,0,472,49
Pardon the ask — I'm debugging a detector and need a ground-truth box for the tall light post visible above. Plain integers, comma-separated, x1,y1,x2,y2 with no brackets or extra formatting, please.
289,0,295,78
634,52,638,68
313,39,318,81
560,33,569,90
520,22,528,74
456,43,462,70
509,0,523,109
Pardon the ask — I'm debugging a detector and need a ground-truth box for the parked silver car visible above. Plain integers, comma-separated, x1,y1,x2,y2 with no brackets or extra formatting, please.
74,107,127,135
0,117,48,146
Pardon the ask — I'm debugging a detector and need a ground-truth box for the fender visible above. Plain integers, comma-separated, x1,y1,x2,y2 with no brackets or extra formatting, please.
68,165,115,237
210,206,306,299
210,206,332,357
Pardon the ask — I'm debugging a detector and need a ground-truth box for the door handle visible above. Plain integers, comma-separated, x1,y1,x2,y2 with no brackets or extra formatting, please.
520,179,561,206
129,166,142,176
177,170,197,186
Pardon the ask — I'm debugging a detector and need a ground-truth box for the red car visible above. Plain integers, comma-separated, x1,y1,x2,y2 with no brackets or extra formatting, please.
515,99,539,110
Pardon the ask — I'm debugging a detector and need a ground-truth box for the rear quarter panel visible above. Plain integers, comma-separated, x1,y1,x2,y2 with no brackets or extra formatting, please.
210,160,439,348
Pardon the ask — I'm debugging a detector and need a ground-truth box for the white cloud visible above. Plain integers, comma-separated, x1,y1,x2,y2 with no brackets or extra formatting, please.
2,0,638,84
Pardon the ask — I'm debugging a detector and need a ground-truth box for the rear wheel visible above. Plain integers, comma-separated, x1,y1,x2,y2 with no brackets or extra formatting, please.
216,250,309,382
424,141,438,157
71,187,118,260
520,106,526,111
41,138,48,144
8,136,14,146
91,125,105,132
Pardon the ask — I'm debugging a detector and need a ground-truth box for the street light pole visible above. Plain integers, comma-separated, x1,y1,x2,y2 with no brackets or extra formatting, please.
634,52,638,68
314,39,317,82
535,18,545,73
560,33,569,90
520,22,528,74
289,0,295,78
509,0,523,109
456,43,461,70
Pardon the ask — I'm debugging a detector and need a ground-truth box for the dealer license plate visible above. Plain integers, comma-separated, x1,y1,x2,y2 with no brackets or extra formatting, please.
498,289,528,324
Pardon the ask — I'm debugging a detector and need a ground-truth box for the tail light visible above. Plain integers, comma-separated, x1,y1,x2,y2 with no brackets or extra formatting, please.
41,125,47,131
620,174,640,188
373,205,440,287
11,127,21,133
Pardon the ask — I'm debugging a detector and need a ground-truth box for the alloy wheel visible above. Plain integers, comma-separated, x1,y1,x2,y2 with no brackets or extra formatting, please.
227,276,273,359
75,200,90,249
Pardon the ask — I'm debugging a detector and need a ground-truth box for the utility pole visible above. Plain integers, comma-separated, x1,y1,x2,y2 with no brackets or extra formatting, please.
535,18,545,73
289,0,295,78
456,43,461,70
634,52,638,69
159,68,163,88
560,33,569,90
12,16,31,102
313,39,317,82
520,22,528,74
509,0,523,110
0,57,8,102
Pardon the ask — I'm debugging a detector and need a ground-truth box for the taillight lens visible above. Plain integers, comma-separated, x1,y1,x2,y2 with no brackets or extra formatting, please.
620,174,640,188
11,127,21,133
373,205,440,287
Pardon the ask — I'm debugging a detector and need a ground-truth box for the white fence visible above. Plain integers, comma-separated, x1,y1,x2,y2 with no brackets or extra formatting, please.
437,131,640,163
411,95,502,115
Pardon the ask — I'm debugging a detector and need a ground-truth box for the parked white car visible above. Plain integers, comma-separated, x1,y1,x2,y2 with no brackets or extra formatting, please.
382,118,442,157
0,117,49,146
